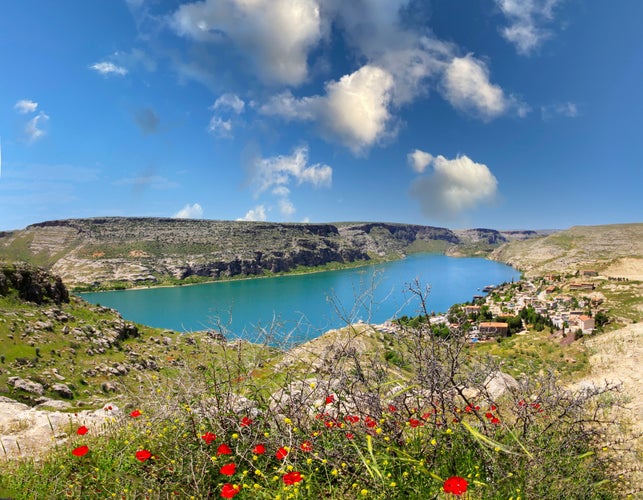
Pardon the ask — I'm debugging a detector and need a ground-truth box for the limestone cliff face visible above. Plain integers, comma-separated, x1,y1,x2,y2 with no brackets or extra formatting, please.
0,218,542,288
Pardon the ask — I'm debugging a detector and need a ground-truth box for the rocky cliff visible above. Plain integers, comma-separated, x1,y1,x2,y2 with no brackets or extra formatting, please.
0,218,543,288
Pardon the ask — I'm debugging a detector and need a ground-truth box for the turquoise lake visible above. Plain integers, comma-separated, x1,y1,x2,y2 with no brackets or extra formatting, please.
80,254,520,344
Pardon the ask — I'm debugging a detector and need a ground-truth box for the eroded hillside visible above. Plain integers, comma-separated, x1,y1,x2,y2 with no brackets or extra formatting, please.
0,218,539,288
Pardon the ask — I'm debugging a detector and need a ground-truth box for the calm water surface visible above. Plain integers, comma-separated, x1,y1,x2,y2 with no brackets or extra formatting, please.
80,254,519,343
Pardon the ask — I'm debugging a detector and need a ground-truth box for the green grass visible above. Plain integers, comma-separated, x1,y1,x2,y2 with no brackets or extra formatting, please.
1,328,632,499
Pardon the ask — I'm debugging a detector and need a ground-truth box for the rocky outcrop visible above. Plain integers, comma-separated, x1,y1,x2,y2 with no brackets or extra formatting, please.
0,262,69,304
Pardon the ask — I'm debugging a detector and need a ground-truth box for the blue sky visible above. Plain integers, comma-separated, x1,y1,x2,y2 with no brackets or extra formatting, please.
1,0,641,231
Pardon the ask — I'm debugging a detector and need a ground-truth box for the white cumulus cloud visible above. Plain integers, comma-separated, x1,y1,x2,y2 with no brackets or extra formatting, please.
173,203,204,219
14,99,39,114
261,65,395,154
407,149,434,173
410,153,498,219
495,0,563,55
237,205,267,222
441,55,512,121
90,61,128,76
170,0,323,85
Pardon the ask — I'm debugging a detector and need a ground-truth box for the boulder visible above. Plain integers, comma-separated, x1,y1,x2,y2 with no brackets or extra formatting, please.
8,377,44,395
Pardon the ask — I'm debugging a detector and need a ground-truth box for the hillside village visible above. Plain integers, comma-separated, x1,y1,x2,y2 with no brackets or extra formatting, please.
389,269,613,342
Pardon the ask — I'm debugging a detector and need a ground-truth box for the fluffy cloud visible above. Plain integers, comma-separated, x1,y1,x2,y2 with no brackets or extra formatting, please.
245,146,332,220
441,55,511,120
90,62,128,76
14,99,38,114
410,153,498,219
237,205,267,222
261,65,395,154
25,112,49,143
495,0,563,55
208,94,245,138
170,0,323,85
207,117,233,138
407,149,433,173
251,146,332,195
212,93,245,114
173,203,204,219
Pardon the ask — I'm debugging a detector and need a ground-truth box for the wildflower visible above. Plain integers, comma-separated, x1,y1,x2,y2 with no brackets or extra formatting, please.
220,463,237,476
240,417,253,427
388,404,398,412
104,405,113,411
282,471,303,485
76,426,88,436
490,405,497,411
130,409,142,418
253,444,266,455
443,476,468,496
325,394,335,404
345,432,355,440
345,415,360,424
135,450,152,462
72,445,89,457
485,412,493,419
325,420,335,428
276,447,288,460
201,432,217,445
408,418,423,428
491,417,501,425
217,444,233,456
300,441,313,452
360,489,369,496
464,405,473,413
220,483,241,498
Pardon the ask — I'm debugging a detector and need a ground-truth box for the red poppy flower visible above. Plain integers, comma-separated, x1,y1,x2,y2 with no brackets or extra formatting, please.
201,432,217,444
300,440,313,452
240,417,253,427
72,445,89,457
76,426,89,436
345,432,354,440
104,405,113,411
344,415,360,424
443,476,468,495
217,443,232,456
283,471,303,485
220,483,241,498
491,417,501,425
220,463,236,476
324,420,335,428
276,447,288,460
388,404,398,412
485,412,494,419
365,418,377,428
135,449,152,462
130,409,142,418
325,394,335,404
490,405,497,411
464,405,473,413
253,444,266,455
409,418,423,428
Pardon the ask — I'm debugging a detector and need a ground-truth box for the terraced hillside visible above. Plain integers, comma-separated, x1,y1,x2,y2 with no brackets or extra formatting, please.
0,218,541,288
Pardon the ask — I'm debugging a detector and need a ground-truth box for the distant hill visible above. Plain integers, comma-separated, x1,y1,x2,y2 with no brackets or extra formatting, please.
0,218,545,289
489,223,643,279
